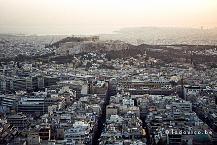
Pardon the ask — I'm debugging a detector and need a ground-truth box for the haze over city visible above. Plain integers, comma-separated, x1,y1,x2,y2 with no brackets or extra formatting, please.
1,0,217,145
0,0,217,35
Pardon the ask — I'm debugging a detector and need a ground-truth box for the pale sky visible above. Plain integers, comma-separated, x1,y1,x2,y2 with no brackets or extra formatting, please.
0,0,217,34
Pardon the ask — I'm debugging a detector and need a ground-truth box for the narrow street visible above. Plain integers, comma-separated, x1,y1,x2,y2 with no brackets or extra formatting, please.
92,82,113,145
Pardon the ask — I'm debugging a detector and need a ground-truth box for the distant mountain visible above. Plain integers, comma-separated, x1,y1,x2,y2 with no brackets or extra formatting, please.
1,34,216,67
52,35,217,66
46,36,99,48
100,27,217,45
55,38,132,55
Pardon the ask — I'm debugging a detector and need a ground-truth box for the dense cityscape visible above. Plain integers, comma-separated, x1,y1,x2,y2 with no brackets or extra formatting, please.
0,35,216,145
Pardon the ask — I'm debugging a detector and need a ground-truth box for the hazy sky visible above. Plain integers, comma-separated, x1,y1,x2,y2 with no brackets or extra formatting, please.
0,0,217,34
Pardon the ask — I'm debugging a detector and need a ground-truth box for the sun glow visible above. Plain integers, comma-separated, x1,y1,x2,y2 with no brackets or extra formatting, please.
0,0,217,34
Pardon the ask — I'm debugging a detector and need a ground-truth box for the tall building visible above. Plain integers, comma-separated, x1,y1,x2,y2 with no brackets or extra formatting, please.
0,94,18,110
17,97,47,115
7,113,29,130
